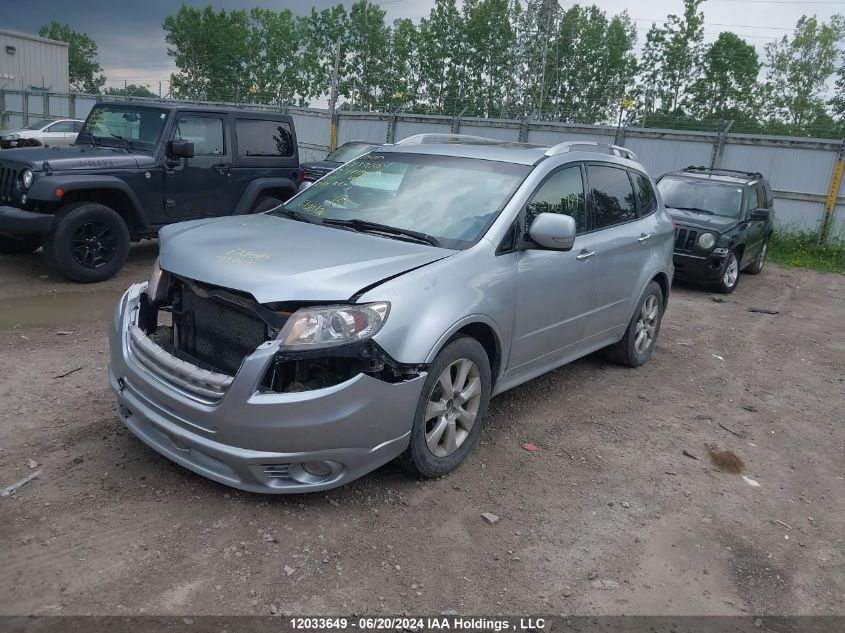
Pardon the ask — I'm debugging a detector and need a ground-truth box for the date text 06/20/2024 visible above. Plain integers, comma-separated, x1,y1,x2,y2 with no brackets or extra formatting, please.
289,617,546,631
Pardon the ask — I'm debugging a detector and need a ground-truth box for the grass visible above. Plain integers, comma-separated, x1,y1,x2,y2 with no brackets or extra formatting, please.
767,230,845,273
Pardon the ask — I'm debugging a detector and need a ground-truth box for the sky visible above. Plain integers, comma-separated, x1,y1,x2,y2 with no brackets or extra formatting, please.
3,0,844,97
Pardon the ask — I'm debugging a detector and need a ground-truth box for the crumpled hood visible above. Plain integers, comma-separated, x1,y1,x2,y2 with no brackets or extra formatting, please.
158,214,454,303
0,145,153,171
667,208,740,233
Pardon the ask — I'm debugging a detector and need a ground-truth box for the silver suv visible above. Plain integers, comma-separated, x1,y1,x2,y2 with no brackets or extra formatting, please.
109,135,674,493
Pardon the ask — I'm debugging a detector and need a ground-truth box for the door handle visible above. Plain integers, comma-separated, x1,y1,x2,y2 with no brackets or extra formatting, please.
214,163,231,175
575,250,596,261
638,233,652,242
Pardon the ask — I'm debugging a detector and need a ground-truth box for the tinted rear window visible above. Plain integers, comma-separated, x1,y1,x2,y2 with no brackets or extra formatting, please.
632,172,657,216
236,119,294,157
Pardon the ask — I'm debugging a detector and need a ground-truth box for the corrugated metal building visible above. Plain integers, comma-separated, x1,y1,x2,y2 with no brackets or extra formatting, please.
0,30,69,93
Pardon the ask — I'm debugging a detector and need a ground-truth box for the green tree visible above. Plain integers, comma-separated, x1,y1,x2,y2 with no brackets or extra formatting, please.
343,0,390,111
690,32,761,122
832,56,845,126
511,0,562,117
301,4,349,107
764,14,845,134
461,0,517,117
105,84,158,99
38,22,105,93
246,8,310,105
551,5,637,123
164,6,250,101
637,0,705,118
382,18,424,112
418,0,464,113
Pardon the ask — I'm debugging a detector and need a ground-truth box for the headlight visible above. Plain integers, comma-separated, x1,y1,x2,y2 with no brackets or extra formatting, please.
147,257,170,304
5,134,20,140
21,168,33,189
277,302,390,349
698,232,717,250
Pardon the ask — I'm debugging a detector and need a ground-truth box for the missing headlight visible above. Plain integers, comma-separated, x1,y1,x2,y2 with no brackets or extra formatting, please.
261,340,424,393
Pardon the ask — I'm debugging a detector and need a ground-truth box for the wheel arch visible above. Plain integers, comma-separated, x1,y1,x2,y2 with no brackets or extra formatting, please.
29,175,147,229
425,316,505,389
234,178,298,214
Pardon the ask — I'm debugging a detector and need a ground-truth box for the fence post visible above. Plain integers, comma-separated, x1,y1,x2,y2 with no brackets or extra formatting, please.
710,119,733,169
329,111,339,153
387,112,397,144
23,91,28,127
519,118,530,143
69,93,76,119
614,124,626,147
44,93,49,121
818,138,845,244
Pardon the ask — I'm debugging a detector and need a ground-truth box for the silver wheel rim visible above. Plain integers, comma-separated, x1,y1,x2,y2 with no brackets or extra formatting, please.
634,294,659,355
724,254,738,287
757,242,767,272
424,358,482,457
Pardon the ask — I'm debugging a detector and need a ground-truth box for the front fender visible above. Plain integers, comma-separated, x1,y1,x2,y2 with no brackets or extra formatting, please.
28,174,148,224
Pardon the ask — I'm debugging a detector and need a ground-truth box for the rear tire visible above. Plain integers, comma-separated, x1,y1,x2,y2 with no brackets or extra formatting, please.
745,237,768,275
44,202,130,283
250,196,283,213
604,281,664,368
400,336,492,478
0,234,42,255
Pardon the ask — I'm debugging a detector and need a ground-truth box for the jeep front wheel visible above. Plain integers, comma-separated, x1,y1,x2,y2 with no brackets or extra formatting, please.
0,234,42,255
250,196,283,213
45,202,130,283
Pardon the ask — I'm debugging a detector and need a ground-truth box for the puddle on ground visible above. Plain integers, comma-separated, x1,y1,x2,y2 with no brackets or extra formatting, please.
0,290,123,330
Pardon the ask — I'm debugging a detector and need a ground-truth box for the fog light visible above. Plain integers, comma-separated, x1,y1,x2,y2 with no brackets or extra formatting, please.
302,461,333,477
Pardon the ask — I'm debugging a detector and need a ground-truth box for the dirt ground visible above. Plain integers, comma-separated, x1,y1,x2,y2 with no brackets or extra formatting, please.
0,245,843,617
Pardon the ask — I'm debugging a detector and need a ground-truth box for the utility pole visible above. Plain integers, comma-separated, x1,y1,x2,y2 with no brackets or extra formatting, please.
328,36,341,153
537,2,553,117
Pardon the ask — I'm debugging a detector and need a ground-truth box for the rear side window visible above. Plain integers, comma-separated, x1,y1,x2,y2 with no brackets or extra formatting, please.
72,121,84,132
526,165,587,233
632,171,657,217
588,164,637,228
236,119,294,157
175,116,224,156
48,121,76,133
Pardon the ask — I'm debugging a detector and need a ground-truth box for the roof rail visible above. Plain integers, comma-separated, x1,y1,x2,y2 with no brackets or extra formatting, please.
395,133,542,148
544,141,638,161
683,165,763,180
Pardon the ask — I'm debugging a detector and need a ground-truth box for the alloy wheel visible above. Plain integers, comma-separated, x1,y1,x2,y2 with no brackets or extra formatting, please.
424,358,482,457
71,220,117,269
634,294,659,355
723,253,739,288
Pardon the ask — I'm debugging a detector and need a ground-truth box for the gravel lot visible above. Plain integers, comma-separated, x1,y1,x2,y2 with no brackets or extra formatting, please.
0,245,843,616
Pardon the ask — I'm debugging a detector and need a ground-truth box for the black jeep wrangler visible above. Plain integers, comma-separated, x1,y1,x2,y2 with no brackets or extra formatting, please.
0,101,301,282
657,166,775,293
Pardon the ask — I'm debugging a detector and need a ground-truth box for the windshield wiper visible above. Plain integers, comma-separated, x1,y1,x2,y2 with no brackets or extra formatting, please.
322,218,441,247
270,208,324,224
110,134,134,151
670,206,714,215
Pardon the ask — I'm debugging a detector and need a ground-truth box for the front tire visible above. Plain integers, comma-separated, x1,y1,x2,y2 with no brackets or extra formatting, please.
400,336,492,478
715,250,740,293
605,281,664,368
0,234,42,255
44,202,130,283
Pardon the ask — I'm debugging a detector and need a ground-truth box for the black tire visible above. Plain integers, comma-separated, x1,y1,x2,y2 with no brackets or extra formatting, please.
604,281,664,368
745,237,769,275
400,336,492,478
250,196,283,213
0,234,42,255
44,202,130,283
715,250,741,293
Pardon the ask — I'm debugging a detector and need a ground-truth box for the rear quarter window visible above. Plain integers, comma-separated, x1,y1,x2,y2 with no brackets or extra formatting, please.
236,119,294,157
632,171,657,217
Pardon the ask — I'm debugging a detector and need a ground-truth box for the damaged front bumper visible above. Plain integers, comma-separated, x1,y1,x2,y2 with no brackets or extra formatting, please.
108,283,426,493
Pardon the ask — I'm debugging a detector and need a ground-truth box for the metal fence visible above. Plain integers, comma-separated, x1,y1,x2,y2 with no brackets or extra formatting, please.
3,89,844,240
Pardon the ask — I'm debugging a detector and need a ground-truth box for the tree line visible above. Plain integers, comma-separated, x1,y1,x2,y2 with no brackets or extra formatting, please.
38,0,845,138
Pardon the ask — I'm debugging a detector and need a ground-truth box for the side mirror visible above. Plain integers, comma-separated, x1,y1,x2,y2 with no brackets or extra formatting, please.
168,139,194,159
750,207,770,221
527,213,577,251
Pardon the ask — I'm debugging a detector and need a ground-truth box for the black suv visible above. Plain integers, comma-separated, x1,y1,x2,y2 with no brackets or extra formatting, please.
657,166,775,293
0,101,301,282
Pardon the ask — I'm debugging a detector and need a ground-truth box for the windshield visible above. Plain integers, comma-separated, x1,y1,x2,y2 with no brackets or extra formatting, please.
24,119,52,131
279,152,531,249
327,143,381,163
78,104,168,149
658,177,744,218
